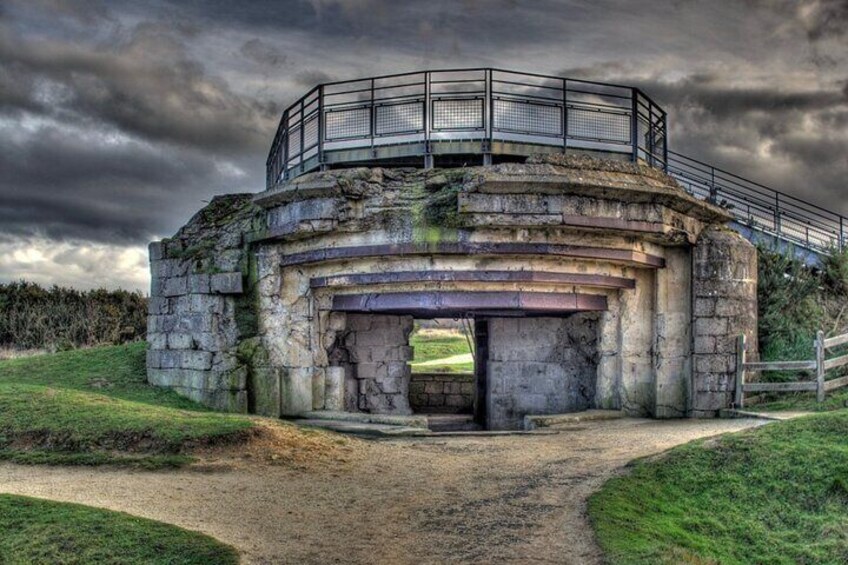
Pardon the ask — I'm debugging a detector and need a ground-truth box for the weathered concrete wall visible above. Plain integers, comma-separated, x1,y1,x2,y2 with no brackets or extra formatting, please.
146,195,264,412
146,155,755,422
334,314,414,415
487,315,599,430
409,373,474,414
691,227,758,417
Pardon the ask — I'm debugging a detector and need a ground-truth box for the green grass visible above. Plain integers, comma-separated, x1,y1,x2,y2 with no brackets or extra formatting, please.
590,411,848,564
409,329,474,373
0,494,238,564
756,387,848,413
0,343,255,468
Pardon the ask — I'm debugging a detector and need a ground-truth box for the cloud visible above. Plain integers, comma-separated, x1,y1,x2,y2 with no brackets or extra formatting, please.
1,0,847,291
0,238,150,292
0,22,278,153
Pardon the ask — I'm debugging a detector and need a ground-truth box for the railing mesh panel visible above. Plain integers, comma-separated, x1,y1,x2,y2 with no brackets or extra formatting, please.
303,115,319,149
325,107,371,140
493,99,562,136
432,98,483,130
567,108,630,143
376,102,424,135
288,125,302,158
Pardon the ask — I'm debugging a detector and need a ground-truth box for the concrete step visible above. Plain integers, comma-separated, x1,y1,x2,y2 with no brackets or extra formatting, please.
523,409,625,430
426,414,481,432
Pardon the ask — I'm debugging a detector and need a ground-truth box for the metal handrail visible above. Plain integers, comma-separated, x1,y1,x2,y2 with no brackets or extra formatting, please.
266,68,668,187
266,68,844,256
667,151,846,253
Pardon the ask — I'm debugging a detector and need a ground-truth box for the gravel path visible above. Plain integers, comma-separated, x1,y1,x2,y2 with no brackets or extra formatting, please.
0,418,767,564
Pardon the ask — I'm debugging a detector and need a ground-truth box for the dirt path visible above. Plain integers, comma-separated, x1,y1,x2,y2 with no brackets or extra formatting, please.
0,418,766,564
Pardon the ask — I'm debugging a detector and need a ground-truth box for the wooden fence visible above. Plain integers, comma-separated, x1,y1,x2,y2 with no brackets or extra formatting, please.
735,330,848,409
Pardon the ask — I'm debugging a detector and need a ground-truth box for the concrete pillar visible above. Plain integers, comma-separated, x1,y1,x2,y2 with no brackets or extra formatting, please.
654,247,692,417
691,227,758,417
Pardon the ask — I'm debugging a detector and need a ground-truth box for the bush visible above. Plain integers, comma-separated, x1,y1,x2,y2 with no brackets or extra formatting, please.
0,281,147,351
757,246,822,362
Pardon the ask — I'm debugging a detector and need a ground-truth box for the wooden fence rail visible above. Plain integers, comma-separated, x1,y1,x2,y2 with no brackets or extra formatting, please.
735,330,848,409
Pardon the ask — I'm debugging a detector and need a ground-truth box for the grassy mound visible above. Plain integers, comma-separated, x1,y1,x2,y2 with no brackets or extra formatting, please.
410,328,474,373
0,494,238,564
590,411,848,564
0,343,352,468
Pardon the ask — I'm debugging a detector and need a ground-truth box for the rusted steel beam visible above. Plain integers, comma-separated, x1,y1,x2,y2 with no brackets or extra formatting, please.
310,270,636,290
330,291,607,317
281,242,665,269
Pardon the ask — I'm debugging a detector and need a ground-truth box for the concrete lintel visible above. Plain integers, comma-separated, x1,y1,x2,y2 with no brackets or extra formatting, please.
331,291,608,318
310,270,637,290
281,242,666,269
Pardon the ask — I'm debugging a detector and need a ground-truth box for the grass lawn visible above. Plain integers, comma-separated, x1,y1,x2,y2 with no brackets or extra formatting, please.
409,328,474,373
589,411,848,564
755,387,848,413
0,342,255,468
0,494,238,564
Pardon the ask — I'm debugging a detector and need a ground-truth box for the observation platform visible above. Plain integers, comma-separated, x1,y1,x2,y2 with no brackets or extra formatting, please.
266,68,846,256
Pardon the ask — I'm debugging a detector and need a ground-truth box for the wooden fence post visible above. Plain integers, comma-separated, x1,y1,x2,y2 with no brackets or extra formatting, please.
816,330,826,403
735,334,747,409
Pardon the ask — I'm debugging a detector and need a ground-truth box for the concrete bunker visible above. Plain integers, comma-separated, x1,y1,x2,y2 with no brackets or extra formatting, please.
146,153,758,430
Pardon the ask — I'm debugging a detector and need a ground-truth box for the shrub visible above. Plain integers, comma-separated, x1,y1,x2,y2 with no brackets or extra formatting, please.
0,281,147,351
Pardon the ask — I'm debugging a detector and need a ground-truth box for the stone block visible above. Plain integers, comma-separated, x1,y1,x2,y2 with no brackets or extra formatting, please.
312,368,326,410
147,349,164,369
188,273,211,294
147,332,167,349
694,298,716,317
167,333,194,350
694,317,728,337
148,241,165,261
377,377,401,394
180,350,213,371
210,272,244,294
445,394,466,407
424,382,442,394
148,297,169,315
162,277,188,297
190,294,224,314
281,367,313,415
215,249,243,272
324,367,345,411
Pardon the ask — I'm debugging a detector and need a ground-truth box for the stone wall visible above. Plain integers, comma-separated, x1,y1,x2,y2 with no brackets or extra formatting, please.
691,227,758,417
332,314,415,415
487,315,600,430
146,194,265,412
409,373,474,414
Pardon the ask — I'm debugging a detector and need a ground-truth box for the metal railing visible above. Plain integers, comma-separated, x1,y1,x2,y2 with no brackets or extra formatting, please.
266,68,845,256
668,152,846,254
266,68,667,187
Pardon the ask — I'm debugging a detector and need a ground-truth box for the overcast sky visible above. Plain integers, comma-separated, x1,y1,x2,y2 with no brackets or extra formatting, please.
1,0,846,292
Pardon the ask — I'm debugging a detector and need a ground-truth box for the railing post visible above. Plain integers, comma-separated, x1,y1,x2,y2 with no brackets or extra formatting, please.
370,78,376,158
662,110,668,172
317,85,325,171
423,72,432,169
282,110,289,181
484,68,493,166
562,78,568,153
735,334,747,409
816,330,826,403
775,193,781,235
299,98,305,172
630,88,639,163
840,217,845,251
709,166,717,204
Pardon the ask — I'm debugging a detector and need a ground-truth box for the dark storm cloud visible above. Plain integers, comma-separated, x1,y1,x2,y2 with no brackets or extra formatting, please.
0,21,278,153
0,121,260,244
1,0,847,290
